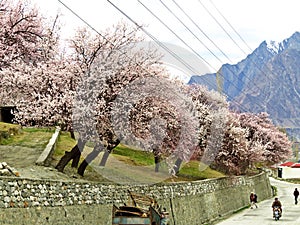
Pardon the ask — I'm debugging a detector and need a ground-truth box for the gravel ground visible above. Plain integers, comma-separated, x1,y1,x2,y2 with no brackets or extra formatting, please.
0,145,87,182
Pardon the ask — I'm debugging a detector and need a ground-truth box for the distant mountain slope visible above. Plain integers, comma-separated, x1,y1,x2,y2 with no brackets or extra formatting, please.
189,32,300,138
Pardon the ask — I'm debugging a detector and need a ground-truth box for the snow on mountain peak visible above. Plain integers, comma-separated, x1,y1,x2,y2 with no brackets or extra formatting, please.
266,40,280,54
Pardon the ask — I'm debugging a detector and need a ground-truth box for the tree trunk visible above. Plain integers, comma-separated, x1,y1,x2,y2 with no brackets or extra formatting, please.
71,139,85,168
70,130,76,140
154,155,161,173
77,143,102,176
55,145,80,172
99,140,120,167
99,150,110,167
153,148,161,173
55,138,85,172
173,158,183,174
71,153,81,168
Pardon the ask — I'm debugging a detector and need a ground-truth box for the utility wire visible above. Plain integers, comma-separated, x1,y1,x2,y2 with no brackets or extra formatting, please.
57,0,250,154
157,0,247,92
196,0,281,114
108,0,250,111
183,0,280,115
59,0,270,114
170,0,233,63
137,0,216,71
137,0,261,112
58,0,106,40
207,0,290,116
58,0,206,98
209,0,253,52
161,0,264,107
206,0,278,83
106,0,202,76
58,0,198,75
158,0,224,64
197,0,248,56
57,1,296,139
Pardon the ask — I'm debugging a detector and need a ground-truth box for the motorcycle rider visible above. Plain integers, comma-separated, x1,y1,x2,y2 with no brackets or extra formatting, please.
272,197,282,217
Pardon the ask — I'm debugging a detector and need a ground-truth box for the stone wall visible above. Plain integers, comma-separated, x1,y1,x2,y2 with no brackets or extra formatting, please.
159,172,272,224
0,172,272,224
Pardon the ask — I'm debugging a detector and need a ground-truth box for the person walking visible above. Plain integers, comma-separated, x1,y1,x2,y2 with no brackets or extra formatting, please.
250,192,258,209
294,188,299,205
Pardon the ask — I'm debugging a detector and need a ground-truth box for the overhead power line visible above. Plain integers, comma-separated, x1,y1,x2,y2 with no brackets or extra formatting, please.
59,0,279,115
107,0,278,114
58,0,254,137
170,0,233,63
137,0,216,71
158,0,224,65
204,0,293,116
58,0,106,40
136,0,268,112
58,0,205,100
196,0,282,114
197,0,248,57
209,0,253,52
106,0,202,76
106,0,254,112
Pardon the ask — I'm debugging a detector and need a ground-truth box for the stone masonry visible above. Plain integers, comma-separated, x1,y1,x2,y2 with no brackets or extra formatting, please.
0,172,273,224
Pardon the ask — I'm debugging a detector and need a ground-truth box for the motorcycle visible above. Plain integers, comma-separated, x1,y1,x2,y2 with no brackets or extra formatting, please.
273,206,281,221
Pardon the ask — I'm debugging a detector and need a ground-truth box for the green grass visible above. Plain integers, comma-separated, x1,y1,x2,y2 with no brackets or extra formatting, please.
54,131,77,157
112,144,155,166
0,122,20,131
177,161,225,180
0,124,54,149
52,131,111,182
0,124,226,182
112,145,225,181
0,122,21,141
53,134,225,182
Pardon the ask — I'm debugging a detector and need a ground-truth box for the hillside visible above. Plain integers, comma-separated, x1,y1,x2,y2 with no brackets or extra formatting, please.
189,32,300,139
0,124,225,182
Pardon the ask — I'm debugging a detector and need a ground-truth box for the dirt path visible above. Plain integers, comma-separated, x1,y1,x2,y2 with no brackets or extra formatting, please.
0,142,172,184
0,145,84,181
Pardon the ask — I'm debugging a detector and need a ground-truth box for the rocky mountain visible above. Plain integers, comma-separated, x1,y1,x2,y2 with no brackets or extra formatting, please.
189,32,300,139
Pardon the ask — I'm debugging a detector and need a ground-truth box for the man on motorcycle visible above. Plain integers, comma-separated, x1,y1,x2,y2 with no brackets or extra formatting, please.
272,197,282,217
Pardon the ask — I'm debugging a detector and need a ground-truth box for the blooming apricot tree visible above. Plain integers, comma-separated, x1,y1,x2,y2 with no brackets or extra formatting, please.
57,23,172,175
236,112,292,165
0,1,292,179
211,111,292,175
0,0,47,69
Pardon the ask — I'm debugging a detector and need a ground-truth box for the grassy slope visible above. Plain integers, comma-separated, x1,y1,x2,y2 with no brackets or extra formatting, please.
0,123,54,149
0,123,55,168
112,145,225,181
0,122,21,142
54,131,225,182
0,122,20,131
0,124,225,182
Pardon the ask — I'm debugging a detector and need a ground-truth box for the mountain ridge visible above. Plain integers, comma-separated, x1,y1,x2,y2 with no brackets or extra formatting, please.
188,31,300,139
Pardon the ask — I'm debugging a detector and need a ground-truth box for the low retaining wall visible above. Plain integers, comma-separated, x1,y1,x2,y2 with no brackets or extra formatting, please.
0,172,272,224
35,127,61,166
160,172,272,224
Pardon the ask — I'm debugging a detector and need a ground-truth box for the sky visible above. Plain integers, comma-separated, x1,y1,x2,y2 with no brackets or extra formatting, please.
31,0,300,79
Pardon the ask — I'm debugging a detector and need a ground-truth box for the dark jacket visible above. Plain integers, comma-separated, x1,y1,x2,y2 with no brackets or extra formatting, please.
294,189,299,197
250,193,257,203
272,200,282,208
